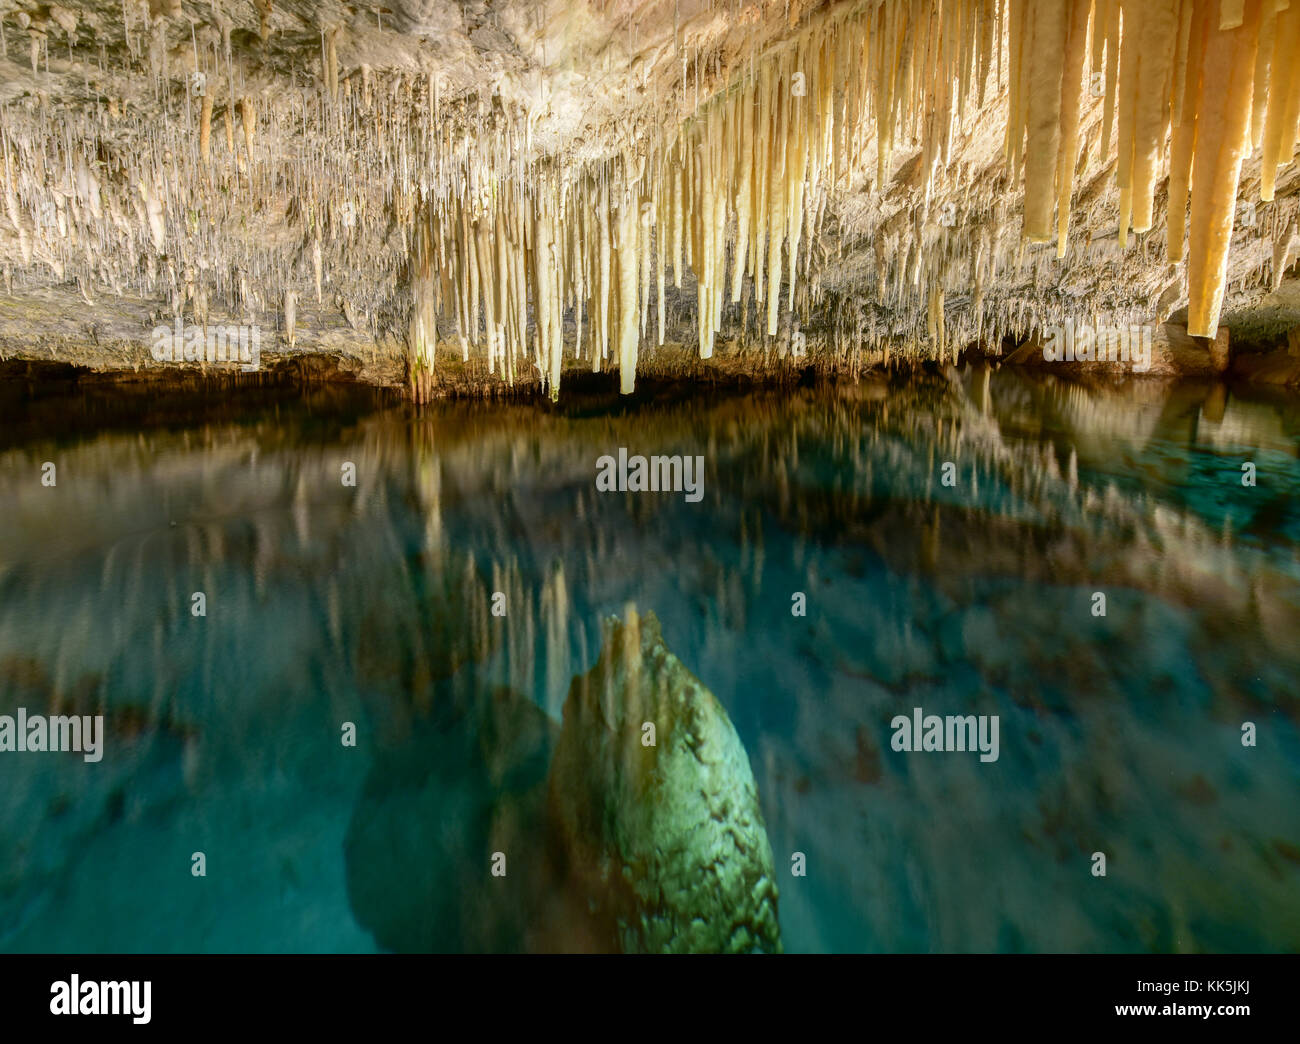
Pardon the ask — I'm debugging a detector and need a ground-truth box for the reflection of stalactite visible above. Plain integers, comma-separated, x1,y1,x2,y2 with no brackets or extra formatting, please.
492,557,534,703
344,679,559,952
541,561,570,721
411,418,442,551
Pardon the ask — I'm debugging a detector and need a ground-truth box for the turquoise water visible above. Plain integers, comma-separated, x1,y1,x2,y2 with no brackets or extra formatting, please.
1,369,1298,953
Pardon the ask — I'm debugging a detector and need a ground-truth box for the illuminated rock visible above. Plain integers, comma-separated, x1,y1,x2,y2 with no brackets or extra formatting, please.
547,607,782,954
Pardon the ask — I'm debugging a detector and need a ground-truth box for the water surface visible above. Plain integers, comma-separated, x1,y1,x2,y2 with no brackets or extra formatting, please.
1,369,1298,952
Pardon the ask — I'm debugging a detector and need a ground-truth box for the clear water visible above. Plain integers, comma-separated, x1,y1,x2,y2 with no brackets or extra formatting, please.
1,369,1298,953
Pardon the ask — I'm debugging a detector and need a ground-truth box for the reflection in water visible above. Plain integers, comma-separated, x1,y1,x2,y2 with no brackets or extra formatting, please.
0,370,1298,952
344,679,560,953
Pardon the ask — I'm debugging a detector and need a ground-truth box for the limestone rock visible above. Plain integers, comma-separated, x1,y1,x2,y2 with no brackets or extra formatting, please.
547,608,782,953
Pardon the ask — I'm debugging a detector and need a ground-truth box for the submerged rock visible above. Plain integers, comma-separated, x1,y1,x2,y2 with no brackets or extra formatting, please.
344,683,557,953
548,608,782,953
346,609,781,953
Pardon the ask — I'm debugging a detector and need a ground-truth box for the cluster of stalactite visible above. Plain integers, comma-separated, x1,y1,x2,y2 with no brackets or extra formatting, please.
413,161,642,399
416,0,1002,393
0,9,488,345
1,1,1299,394
417,0,1300,393
818,0,1300,368
1007,0,1300,339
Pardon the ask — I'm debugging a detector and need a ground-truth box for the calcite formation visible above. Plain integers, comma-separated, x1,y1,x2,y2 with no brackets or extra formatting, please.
1,2,1299,392
547,607,782,953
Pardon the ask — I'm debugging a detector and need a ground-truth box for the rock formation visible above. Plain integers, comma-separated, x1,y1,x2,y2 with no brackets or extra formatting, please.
3,2,1299,395
547,607,782,953
345,606,782,953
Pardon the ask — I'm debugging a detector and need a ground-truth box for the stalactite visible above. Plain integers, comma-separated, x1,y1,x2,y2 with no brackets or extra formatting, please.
1129,1,1179,237
313,237,322,304
1186,0,1261,338
199,91,213,166
284,289,297,349
239,97,256,162
1054,0,1091,257
616,172,640,389
2,0,1298,395
1260,2,1300,202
